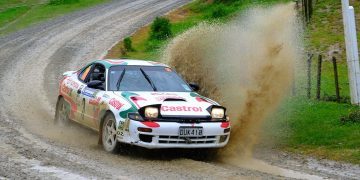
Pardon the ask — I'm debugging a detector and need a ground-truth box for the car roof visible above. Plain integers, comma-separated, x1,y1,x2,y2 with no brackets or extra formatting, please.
93,59,169,68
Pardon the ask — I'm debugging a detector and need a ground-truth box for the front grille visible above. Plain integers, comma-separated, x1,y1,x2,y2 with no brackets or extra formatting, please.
158,135,217,144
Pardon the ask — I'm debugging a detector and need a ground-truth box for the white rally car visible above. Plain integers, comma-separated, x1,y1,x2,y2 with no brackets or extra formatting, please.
55,59,230,153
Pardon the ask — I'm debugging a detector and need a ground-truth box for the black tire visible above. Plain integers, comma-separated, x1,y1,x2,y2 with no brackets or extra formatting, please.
55,97,70,126
102,113,121,153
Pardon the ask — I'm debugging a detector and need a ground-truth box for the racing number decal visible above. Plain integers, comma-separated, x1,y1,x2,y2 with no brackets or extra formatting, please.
118,121,125,137
117,119,130,138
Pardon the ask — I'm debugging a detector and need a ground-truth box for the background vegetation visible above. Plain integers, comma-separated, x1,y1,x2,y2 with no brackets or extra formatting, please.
0,0,109,36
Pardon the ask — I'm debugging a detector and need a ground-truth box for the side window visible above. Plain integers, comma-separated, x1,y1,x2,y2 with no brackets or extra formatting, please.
87,64,105,83
86,64,106,90
79,65,92,82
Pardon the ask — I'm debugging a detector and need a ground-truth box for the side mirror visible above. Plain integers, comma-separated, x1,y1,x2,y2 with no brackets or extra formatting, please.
87,80,103,90
189,83,199,91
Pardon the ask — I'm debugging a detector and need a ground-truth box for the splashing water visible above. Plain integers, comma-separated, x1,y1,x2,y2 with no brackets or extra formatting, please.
162,3,302,161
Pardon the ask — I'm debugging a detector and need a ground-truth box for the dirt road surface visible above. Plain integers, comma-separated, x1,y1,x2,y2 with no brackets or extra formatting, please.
0,0,359,179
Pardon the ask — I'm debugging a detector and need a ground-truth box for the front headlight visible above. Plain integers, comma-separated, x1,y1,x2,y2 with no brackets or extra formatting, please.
211,108,225,119
144,107,159,118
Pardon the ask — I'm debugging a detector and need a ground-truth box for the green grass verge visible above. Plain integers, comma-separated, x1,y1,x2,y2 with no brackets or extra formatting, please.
0,0,109,36
306,0,360,101
0,6,30,28
267,98,360,164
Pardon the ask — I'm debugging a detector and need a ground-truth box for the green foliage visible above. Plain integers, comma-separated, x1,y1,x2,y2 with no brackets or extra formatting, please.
322,94,350,104
268,98,360,164
0,0,109,35
211,4,228,18
145,39,163,52
150,17,172,40
123,37,134,52
341,109,360,124
49,0,80,5
0,6,30,27
213,0,241,3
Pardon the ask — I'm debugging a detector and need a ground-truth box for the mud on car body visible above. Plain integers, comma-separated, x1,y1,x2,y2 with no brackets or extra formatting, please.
55,59,230,153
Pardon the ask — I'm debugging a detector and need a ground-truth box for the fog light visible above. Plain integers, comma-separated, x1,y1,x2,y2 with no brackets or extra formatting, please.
137,127,152,132
139,134,153,143
219,135,228,143
224,128,230,133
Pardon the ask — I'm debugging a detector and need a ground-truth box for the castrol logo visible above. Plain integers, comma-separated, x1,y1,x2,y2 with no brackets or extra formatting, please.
161,106,203,112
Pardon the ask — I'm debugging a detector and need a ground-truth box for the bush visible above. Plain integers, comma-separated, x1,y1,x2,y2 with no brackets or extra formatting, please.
145,39,162,52
123,37,134,52
49,0,80,5
322,94,351,104
211,4,228,18
150,17,172,40
213,0,240,3
340,109,360,124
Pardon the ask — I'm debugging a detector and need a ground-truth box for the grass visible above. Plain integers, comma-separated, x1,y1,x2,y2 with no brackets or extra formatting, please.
0,6,30,28
267,98,360,164
0,0,109,36
306,0,360,100
274,1,360,164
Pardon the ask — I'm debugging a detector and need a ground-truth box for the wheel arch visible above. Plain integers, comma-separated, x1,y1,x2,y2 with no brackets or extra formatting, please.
98,110,114,144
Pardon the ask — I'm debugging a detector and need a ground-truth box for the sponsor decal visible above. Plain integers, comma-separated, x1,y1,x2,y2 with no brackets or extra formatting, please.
104,59,126,65
89,97,101,105
82,87,98,98
102,94,110,99
61,84,71,95
130,96,147,108
81,99,85,120
151,92,177,96
155,95,183,101
161,106,203,112
195,97,208,103
62,95,77,119
109,98,124,110
66,79,79,89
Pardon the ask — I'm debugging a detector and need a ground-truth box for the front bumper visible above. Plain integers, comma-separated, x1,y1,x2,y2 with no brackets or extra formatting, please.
121,120,230,149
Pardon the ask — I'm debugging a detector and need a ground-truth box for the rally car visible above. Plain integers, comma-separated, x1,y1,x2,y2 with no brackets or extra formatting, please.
55,59,230,153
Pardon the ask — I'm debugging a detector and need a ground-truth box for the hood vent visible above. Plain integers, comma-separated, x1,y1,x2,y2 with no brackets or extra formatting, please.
163,98,186,102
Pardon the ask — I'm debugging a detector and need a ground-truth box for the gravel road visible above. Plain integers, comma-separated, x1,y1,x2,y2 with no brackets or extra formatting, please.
0,0,359,179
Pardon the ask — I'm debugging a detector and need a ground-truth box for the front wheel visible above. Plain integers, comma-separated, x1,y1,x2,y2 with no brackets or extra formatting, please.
102,113,121,153
55,97,70,126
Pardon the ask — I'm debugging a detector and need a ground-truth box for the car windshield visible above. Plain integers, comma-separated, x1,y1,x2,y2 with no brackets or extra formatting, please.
108,65,192,92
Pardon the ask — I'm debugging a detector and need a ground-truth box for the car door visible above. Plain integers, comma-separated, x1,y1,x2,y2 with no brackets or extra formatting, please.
74,63,93,126
79,63,106,130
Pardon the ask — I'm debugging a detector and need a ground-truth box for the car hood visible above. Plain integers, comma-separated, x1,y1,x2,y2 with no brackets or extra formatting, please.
113,91,218,117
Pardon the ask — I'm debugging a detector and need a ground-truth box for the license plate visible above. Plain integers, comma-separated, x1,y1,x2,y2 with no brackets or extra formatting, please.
179,127,203,137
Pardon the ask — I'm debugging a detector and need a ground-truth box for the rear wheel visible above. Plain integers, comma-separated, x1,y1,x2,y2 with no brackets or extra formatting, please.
102,113,121,153
55,97,70,126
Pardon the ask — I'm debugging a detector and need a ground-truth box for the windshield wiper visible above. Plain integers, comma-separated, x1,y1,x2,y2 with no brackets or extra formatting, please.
140,68,157,91
116,69,126,91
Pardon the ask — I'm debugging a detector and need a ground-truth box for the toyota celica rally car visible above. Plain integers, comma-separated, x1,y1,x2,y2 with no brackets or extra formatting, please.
55,59,230,153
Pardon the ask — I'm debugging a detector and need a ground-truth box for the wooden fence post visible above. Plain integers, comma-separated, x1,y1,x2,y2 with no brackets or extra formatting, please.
307,54,313,98
332,56,340,102
316,54,322,100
